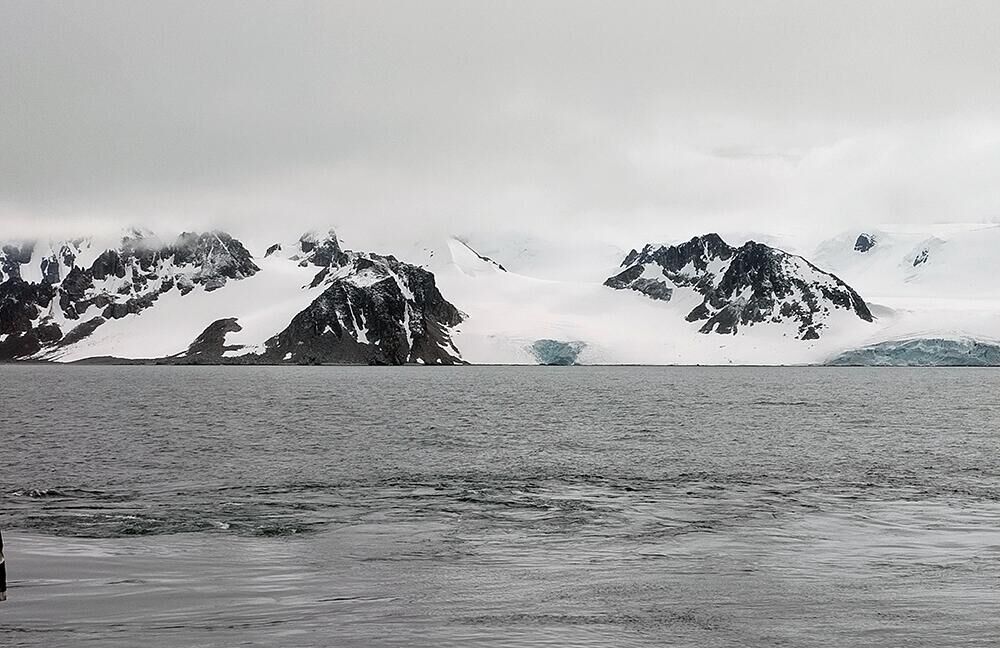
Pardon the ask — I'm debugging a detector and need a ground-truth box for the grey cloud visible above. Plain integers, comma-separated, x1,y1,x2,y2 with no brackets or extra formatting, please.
2,1,1000,242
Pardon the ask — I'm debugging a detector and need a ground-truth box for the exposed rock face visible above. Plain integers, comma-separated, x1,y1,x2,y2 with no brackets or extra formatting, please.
0,230,259,360
604,265,673,301
250,231,463,365
605,234,874,340
185,318,244,361
296,231,350,268
854,233,877,252
0,278,58,358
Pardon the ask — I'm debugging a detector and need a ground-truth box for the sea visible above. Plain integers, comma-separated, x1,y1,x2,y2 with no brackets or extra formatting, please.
1,365,998,647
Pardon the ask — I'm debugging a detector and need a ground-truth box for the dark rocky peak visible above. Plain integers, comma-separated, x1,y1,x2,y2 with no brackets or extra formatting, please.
0,228,261,360
264,243,282,257
90,249,129,280
117,229,166,271
79,230,258,289
854,232,877,252
169,231,259,283
246,238,465,366
262,259,463,366
606,233,874,340
1,242,35,281
606,234,737,301
298,230,350,268
630,234,734,278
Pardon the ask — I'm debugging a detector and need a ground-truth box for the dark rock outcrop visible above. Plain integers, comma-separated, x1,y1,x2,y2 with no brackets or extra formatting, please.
297,231,350,268
184,318,244,361
854,233,877,252
58,317,106,348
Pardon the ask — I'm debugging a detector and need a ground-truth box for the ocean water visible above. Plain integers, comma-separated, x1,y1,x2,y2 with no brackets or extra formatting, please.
1,365,999,647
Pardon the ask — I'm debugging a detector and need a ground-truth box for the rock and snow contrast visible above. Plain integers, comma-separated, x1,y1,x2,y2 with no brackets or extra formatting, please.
5,222,1000,365
809,223,1000,364
0,229,462,365
403,234,878,365
604,234,873,340
0,229,259,360
225,232,463,365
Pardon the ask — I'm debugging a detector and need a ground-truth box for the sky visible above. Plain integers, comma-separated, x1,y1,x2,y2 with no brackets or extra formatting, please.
2,0,1000,250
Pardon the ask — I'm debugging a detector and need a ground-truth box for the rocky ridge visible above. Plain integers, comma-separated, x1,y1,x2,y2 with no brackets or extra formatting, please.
1,229,257,359
212,231,464,365
605,234,874,340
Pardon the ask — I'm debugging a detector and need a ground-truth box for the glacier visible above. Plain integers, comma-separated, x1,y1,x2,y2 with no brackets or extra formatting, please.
529,339,586,365
828,338,1000,367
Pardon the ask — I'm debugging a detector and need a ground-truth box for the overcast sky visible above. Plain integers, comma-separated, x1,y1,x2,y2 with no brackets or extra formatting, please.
2,0,1000,248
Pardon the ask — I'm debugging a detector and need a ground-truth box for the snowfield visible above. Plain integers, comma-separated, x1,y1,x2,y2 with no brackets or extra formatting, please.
808,224,1000,358
401,235,879,365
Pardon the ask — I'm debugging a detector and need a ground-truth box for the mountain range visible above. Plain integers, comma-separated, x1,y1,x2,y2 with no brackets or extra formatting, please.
3,224,1000,365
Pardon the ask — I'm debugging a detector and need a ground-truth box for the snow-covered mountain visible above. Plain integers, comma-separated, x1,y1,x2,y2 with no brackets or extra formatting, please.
387,234,878,365
6,222,1000,365
807,223,1000,363
219,232,463,365
605,234,873,340
0,229,259,359
0,229,462,364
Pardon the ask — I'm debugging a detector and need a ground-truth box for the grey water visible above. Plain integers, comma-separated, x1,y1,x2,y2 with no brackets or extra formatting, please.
1,366,999,647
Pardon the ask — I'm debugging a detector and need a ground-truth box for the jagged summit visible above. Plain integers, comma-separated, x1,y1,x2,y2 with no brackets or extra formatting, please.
1,229,259,359
295,230,350,268
606,234,873,340
0,226,469,365
215,230,464,365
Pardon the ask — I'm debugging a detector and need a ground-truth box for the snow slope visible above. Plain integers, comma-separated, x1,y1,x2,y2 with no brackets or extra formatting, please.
810,224,1000,355
411,236,877,365
45,250,321,362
